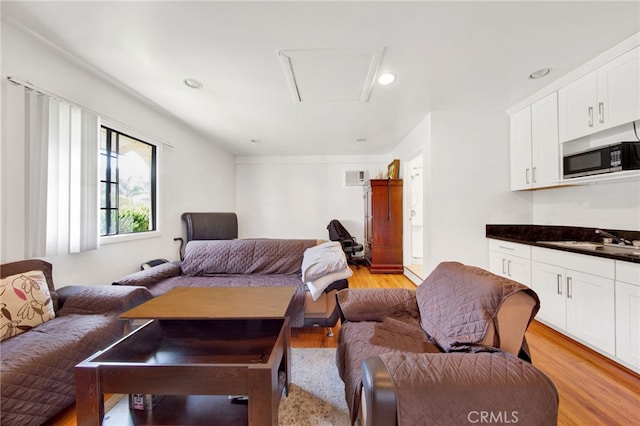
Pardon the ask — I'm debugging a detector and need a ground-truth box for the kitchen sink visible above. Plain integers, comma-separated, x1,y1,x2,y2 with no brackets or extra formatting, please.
537,241,640,257
537,241,603,249
599,243,640,256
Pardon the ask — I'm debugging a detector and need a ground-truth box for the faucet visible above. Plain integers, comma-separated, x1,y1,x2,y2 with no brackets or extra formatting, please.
595,229,632,245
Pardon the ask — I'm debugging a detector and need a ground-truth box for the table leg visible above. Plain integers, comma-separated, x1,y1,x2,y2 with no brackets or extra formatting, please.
75,364,104,426
248,367,274,426
284,319,291,397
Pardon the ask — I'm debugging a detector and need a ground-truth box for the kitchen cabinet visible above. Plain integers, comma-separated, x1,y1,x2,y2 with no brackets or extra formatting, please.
531,247,616,355
510,92,559,190
558,46,640,142
531,93,560,187
364,179,403,273
510,106,532,190
488,239,531,286
615,261,640,369
531,261,567,328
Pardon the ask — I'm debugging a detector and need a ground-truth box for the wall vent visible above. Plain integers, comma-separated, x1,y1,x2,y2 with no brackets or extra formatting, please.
345,170,368,186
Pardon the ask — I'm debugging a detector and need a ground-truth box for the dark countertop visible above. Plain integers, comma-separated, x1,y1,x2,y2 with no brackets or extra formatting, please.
486,224,640,264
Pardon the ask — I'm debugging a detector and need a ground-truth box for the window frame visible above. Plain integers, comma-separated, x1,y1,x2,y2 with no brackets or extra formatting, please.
99,121,162,244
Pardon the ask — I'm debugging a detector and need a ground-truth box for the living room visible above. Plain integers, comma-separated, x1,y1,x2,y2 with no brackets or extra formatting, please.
2,2,640,285
1,1,640,425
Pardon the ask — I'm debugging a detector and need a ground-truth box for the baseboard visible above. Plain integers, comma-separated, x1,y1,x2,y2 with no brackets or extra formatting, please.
403,267,422,285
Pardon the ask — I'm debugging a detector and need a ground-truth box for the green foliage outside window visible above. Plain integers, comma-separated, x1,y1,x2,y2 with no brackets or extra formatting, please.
119,206,150,233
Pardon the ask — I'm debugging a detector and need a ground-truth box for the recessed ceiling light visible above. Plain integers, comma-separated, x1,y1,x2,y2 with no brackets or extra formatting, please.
250,139,261,144
528,68,552,79
377,73,396,85
184,78,203,89
356,138,367,143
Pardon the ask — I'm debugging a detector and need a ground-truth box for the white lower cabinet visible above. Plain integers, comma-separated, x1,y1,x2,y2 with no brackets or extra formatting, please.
531,247,616,356
565,270,615,354
615,261,640,370
488,239,640,372
531,262,566,328
488,240,531,286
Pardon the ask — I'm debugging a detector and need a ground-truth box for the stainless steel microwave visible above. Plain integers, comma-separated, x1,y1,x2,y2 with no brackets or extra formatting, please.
563,141,640,179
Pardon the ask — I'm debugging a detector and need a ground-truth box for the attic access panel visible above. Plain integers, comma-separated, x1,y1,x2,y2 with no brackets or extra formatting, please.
279,48,385,103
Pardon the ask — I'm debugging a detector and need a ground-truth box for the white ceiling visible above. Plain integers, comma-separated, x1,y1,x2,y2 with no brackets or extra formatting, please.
2,1,639,156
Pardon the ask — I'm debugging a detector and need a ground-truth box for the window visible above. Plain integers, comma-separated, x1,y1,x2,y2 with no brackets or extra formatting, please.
100,126,156,236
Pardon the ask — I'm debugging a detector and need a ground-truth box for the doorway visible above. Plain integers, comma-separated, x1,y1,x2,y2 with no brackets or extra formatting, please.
406,153,424,279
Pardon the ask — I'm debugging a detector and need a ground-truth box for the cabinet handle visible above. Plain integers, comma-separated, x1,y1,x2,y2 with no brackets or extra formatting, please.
502,259,507,275
525,168,530,184
532,167,537,184
598,102,604,123
588,106,593,127
557,274,563,295
507,260,512,277
566,277,573,299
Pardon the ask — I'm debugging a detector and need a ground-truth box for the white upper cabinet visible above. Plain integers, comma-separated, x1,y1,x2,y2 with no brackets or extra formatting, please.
598,46,640,130
531,92,560,187
510,106,532,190
510,92,559,190
558,46,640,142
557,72,597,142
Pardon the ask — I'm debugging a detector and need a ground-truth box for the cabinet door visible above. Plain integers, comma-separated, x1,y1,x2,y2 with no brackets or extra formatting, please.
503,254,531,286
510,106,532,190
488,251,507,277
566,270,615,355
597,46,640,130
531,92,559,188
489,252,530,285
558,71,597,142
531,261,566,329
615,281,640,369
367,180,403,273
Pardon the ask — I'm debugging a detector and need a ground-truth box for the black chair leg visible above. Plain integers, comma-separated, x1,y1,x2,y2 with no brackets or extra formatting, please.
346,253,360,269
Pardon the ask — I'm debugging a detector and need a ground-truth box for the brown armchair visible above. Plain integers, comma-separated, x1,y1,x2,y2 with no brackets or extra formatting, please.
335,261,558,426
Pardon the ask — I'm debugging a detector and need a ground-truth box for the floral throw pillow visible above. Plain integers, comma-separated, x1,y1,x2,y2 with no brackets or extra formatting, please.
0,270,56,341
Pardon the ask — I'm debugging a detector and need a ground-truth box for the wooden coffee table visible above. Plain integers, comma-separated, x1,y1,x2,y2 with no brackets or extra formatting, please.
75,286,295,426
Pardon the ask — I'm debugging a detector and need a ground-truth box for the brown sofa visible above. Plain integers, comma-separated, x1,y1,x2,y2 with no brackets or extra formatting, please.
114,238,349,333
335,261,558,426
0,259,152,426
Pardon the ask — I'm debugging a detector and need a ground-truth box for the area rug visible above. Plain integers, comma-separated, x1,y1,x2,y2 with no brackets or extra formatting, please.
279,348,349,426
103,348,350,425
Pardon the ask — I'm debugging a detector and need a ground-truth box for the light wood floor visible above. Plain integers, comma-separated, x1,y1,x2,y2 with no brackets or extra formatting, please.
48,266,639,425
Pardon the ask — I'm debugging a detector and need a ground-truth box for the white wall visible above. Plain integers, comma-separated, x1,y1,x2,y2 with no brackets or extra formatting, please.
533,181,640,230
1,24,236,286
418,111,532,274
235,155,388,244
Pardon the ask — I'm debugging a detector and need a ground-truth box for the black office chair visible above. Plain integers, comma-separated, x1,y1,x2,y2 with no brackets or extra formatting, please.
327,219,364,269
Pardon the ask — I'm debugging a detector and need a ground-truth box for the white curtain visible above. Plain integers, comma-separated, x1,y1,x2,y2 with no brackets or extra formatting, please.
46,100,99,255
24,88,49,257
3,83,99,259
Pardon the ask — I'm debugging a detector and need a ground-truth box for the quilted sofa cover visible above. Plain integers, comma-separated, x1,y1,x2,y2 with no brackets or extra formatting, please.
114,239,333,328
181,239,316,275
0,260,152,426
336,261,558,425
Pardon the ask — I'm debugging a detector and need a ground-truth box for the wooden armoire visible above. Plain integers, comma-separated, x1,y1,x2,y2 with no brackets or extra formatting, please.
363,179,403,273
